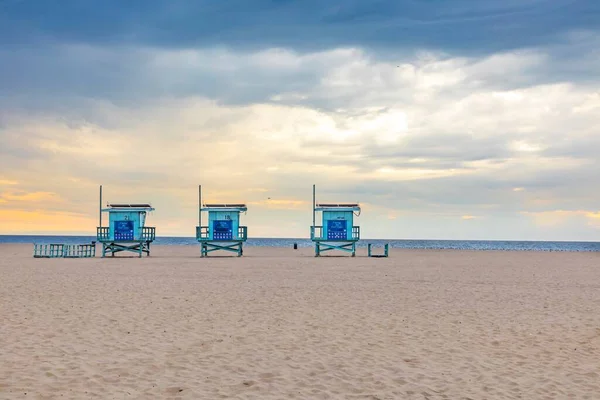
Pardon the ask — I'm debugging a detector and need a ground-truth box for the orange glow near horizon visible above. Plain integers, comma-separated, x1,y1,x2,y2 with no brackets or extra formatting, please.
0,209,97,234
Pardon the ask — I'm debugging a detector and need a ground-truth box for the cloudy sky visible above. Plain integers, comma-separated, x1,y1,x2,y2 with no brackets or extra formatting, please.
1,0,599,240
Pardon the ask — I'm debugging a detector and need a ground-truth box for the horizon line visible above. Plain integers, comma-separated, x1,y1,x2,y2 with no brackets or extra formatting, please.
0,233,599,244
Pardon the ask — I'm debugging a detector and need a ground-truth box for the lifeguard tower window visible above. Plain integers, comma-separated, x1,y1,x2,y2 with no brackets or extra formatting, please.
213,220,233,240
114,220,134,241
327,220,347,240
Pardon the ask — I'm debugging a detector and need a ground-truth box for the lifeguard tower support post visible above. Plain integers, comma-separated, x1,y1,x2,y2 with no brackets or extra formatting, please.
96,185,156,257
195,185,248,257
310,184,361,256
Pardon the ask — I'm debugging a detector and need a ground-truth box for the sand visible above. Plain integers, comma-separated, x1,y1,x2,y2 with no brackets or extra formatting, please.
1,244,600,399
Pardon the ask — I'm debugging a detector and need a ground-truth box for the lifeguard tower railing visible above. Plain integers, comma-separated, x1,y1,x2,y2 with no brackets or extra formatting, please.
196,225,248,241
97,226,156,241
311,224,360,241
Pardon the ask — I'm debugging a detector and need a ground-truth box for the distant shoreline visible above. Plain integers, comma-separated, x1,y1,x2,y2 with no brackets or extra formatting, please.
1,235,599,253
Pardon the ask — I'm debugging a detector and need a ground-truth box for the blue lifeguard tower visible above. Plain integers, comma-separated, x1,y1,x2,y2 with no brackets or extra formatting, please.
310,184,361,256
195,186,248,257
96,185,156,257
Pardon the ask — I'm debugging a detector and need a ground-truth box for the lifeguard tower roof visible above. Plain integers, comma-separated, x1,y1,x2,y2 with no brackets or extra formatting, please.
108,203,153,208
202,203,247,211
203,203,247,208
315,203,360,211
103,203,155,212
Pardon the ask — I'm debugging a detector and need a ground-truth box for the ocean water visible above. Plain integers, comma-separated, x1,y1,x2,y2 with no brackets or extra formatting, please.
1,235,599,252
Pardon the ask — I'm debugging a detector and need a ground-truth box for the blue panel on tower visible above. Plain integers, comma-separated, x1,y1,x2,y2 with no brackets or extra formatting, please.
213,220,233,240
114,220,134,241
327,219,347,240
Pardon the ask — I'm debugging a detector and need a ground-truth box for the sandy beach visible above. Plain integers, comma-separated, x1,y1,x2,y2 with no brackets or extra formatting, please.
1,244,599,399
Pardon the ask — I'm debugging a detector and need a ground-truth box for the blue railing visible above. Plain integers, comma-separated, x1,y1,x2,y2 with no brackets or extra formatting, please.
96,226,156,242
196,226,248,241
141,227,156,241
310,226,360,241
97,227,110,241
